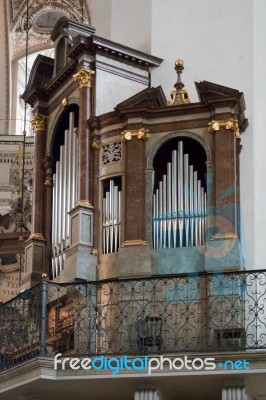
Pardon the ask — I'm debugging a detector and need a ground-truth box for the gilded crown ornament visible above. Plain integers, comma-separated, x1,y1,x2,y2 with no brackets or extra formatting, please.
121,128,149,142
73,67,95,88
208,119,240,138
168,59,191,106
30,114,46,131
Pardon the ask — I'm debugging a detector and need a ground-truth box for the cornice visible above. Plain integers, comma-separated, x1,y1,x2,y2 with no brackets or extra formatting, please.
23,58,78,107
68,34,163,69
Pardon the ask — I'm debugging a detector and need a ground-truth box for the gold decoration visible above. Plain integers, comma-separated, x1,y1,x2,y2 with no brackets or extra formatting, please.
92,138,101,150
75,200,93,207
121,240,147,247
175,58,184,66
73,67,95,88
208,119,240,138
44,177,53,187
62,98,68,107
168,58,191,106
210,233,238,240
167,89,190,106
92,248,99,256
30,233,45,240
121,128,149,142
30,114,46,131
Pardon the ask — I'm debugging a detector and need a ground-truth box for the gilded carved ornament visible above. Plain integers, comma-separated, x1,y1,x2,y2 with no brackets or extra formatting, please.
30,232,45,240
121,240,147,247
44,177,53,187
210,232,238,240
62,97,68,107
208,119,240,138
73,67,95,88
92,138,101,150
30,114,46,131
168,58,191,106
121,128,149,142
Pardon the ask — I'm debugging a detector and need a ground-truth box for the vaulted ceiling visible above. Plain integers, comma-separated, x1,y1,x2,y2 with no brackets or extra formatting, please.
7,0,91,59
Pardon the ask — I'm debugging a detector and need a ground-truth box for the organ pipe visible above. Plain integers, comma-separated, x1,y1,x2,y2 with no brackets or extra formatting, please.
102,179,122,254
51,112,78,278
153,140,207,249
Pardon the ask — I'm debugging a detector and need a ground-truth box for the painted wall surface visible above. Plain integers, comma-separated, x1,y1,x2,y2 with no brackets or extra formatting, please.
0,1,9,134
253,0,266,270
89,0,259,269
149,0,254,269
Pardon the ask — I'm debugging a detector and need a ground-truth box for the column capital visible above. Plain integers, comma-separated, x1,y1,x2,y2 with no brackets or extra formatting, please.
208,118,240,137
30,114,46,132
121,128,149,142
73,66,95,88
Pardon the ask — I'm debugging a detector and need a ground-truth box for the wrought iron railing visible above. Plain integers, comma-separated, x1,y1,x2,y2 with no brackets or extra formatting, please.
1,270,266,371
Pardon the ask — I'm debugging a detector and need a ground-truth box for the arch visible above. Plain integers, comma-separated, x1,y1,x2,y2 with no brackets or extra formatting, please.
49,102,79,170
147,131,212,170
146,131,212,249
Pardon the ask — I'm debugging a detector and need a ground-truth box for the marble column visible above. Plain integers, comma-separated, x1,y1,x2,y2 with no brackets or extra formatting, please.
117,128,152,276
205,119,243,270
43,156,53,275
22,114,46,287
209,119,240,234
62,67,97,282
30,114,46,236
73,66,95,203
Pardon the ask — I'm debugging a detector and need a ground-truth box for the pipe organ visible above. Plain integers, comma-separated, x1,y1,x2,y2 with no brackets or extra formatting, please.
102,179,121,254
153,141,207,249
52,112,78,278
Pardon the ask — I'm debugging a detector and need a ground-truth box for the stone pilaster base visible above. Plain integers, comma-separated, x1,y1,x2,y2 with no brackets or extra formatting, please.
205,237,244,271
55,202,97,282
69,202,94,247
54,245,97,282
117,241,152,277
21,234,46,288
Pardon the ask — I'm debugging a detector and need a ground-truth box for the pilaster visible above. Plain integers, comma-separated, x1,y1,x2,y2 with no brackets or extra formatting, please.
118,128,152,276
205,118,243,271
60,67,97,282
22,114,47,287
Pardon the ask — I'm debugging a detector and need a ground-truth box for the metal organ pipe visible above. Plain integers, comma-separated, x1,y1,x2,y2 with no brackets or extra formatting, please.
51,112,78,278
153,140,207,250
102,179,121,254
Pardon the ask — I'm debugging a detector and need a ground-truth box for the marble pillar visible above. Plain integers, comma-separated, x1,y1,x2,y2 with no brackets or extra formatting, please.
117,128,152,276
22,114,46,287
64,67,97,281
205,119,243,270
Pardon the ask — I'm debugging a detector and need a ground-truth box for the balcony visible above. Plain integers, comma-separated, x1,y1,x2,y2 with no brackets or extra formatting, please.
0,269,266,371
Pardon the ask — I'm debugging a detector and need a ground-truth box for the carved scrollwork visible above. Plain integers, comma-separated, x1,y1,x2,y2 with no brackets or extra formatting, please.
121,128,149,142
102,142,122,165
208,118,240,138
73,67,95,88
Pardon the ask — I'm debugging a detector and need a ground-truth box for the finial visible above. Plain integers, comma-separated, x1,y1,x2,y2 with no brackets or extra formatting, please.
168,59,190,106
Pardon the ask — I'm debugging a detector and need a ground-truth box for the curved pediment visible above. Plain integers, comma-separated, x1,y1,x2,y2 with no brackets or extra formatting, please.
22,55,54,106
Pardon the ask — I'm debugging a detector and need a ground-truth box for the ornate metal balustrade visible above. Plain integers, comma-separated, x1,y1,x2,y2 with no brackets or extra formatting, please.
1,270,266,371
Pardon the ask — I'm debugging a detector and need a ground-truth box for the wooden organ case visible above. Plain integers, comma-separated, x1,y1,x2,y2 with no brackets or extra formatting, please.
21,17,248,289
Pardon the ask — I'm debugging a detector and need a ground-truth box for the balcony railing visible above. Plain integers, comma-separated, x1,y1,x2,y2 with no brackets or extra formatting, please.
1,270,266,371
